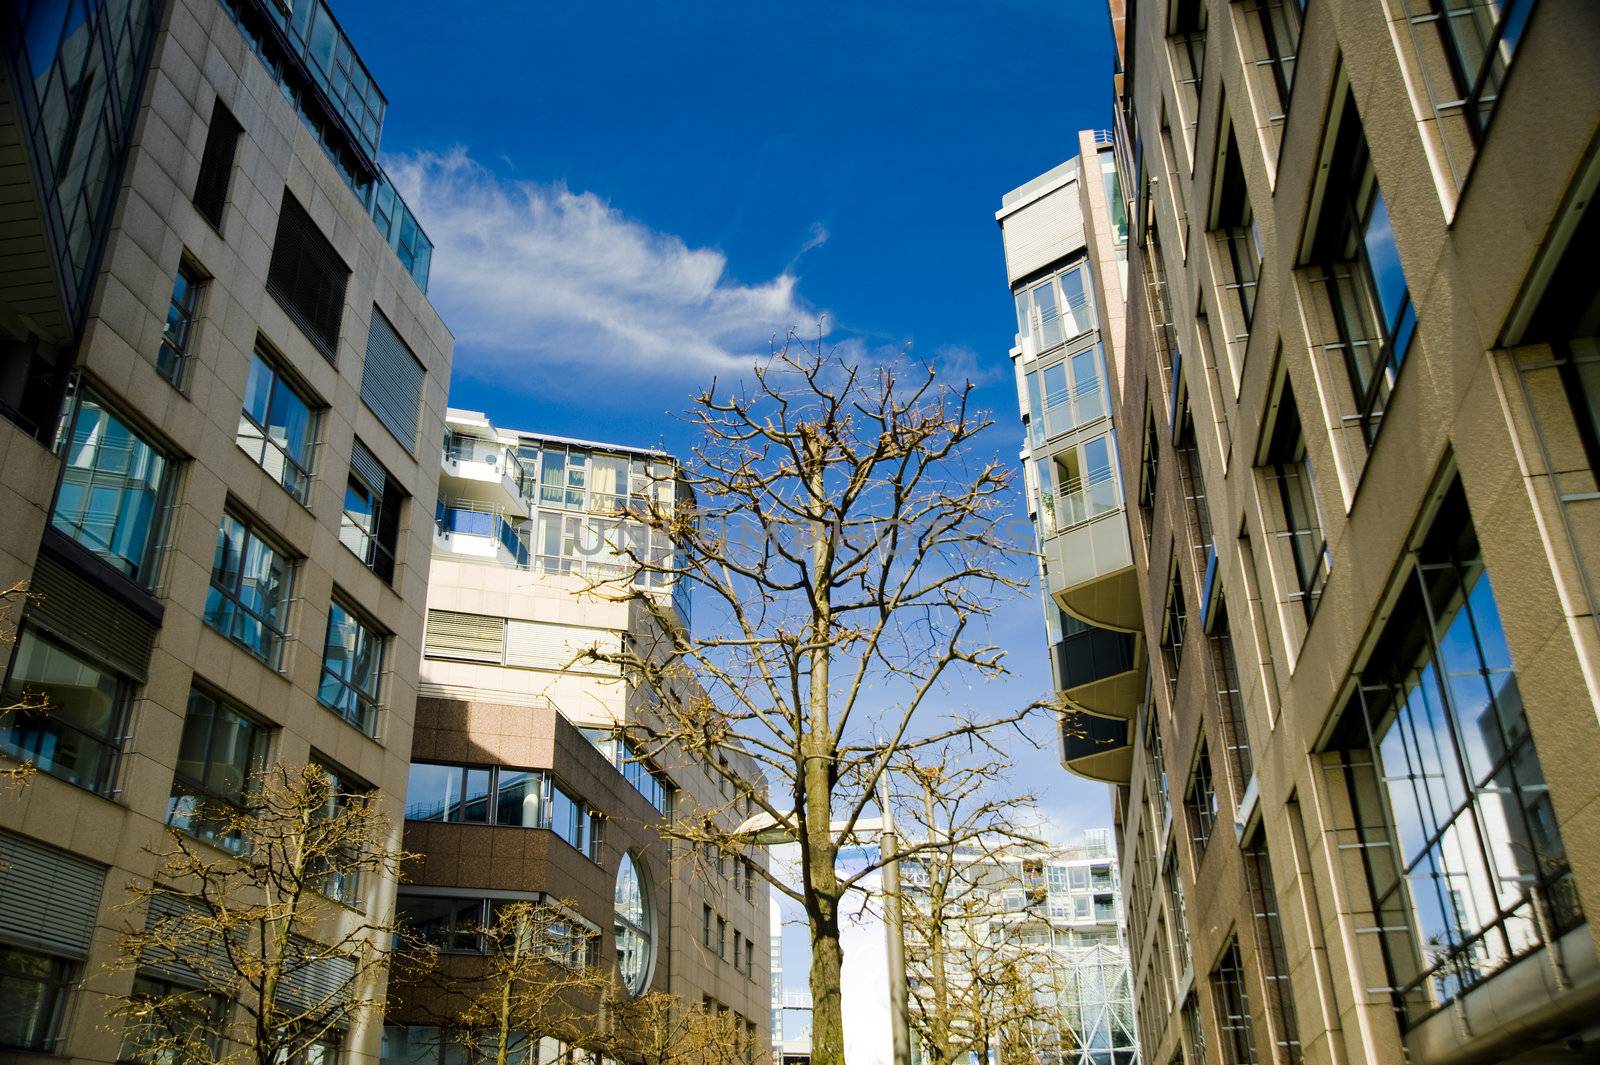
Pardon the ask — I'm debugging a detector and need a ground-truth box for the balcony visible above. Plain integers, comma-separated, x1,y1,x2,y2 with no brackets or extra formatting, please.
1041,501,1140,632
1053,626,1142,719
441,435,530,516
434,500,529,567
1059,709,1132,784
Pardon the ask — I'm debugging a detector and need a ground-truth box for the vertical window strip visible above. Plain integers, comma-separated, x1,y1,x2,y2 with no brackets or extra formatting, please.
1210,939,1261,1064
1243,839,1302,1063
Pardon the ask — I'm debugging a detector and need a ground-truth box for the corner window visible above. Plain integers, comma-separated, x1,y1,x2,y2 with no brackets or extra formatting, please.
51,387,173,586
1,625,128,796
238,348,318,504
168,687,271,854
318,598,385,737
614,852,654,996
158,262,203,387
204,510,295,668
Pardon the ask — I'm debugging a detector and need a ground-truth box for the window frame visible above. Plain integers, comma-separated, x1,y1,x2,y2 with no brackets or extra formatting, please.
0,942,76,1053
167,685,272,854
317,596,385,738
1,622,130,797
158,259,205,389
237,347,320,505
203,508,297,669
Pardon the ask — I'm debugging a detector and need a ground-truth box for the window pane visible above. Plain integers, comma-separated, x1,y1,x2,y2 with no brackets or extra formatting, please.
406,764,462,822
2,628,123,794
460,768,491,824
494,769,541,827
0,944,72,1051
52,392,169,582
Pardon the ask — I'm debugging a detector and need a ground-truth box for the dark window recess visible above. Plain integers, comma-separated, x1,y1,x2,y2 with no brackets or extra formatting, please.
1185,740,1217,855
342,439,403,583
266,195,349,361
192,99,242,229
360,307,426,450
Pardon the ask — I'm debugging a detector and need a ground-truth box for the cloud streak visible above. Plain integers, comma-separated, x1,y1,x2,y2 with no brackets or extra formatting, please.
388,149,824,388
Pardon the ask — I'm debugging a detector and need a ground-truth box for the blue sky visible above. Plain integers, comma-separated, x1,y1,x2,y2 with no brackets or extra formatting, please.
336,0,1120,990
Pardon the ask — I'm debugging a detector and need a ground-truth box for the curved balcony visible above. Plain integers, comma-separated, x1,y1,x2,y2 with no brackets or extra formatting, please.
1042,505,1141,631
1059,709,1132,784
1053,626,1143,719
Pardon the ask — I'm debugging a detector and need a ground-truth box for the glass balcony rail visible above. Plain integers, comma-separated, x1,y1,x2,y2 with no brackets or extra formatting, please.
1053,468,1123,530
1040,377,1107,440
435,500,530,567
220,0,433,291
1022,286,1097,353
1054,626,1137,692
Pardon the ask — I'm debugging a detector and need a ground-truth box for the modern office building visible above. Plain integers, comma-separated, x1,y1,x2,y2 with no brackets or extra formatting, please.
901,830,1139,1065
0,0,448,1062
385,410,772,1060
1079,1,1600,1063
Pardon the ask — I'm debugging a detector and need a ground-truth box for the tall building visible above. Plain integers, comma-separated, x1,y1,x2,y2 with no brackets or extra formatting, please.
900,831,1140,1065
0,0,447,1062
1075,1,1600,1063
385,410,772,1060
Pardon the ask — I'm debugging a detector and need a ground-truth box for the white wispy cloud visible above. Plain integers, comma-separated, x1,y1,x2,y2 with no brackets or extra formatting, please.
388,149,824,387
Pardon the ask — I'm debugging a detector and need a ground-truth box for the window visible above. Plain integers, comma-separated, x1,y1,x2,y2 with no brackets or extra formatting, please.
1185,741,1217,855
395,895,493,954
1024,342,1108,445
1238,0,1303,139
1209,599,1254,796
403,763,541,828
1161,560,1188,692
158,262,203,386
549,780,599,858
122,973,226,1063
1100,151,1129,247
1138,405,1160,519
0,943,75,1051
1175,400,1213,564
1182,991,1209,1065
745,937,754,978
423,610,621,675
1168,0,1207,153
717,915,728,959
51,387,172,585
204,510,295,668
1260,383,1327,619
318,599,384,737
310,761,368,908
733,930,744,971
192,99,242,229
238,348,318,503
703,904,714,949
1308,89,1415,443
342,440,403,583
615,852,654,996
1340,478,1581,1028
1143,698,1171,822
168,687,271,853
1044,432,1121,532
267,194,349,360
1210,939,1260,1064
1165,848,1192,974
1014,262,1095,356
1,626,128,796
422,609,504,663
360,308,426,450
1211,124,1261,340
1419,0,1532,146
1243,838,1301,1064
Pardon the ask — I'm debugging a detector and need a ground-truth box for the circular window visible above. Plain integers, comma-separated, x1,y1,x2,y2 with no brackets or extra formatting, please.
614,852,653,996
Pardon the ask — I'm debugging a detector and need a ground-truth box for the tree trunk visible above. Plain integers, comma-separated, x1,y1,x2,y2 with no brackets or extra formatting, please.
806,894,846,1065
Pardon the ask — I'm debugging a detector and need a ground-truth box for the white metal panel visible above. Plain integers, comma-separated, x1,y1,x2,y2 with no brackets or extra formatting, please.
1001,182,1087,283
504,619,621,675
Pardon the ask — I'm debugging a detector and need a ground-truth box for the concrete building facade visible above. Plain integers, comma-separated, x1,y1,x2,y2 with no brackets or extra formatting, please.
0,0,449,1062
1066,1,1600,1063
386,410,772,1061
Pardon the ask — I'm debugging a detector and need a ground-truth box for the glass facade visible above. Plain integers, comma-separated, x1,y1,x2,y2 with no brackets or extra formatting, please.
403,762,601,860
1,625,125,796
204,511,294,668
51,387,171,585
1344,479,1581,1028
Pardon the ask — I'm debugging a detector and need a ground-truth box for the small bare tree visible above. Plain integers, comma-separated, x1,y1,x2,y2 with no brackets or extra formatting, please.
607,990,753,1065
592,341,1039,1065
392,898,615,1065
111,763,409,1065
0,582,41,789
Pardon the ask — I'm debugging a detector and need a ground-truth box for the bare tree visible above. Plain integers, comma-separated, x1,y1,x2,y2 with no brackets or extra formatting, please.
110,763,409,1065
0,583,41,789
591,341,1038,1065
608,989,754,1065
391,898,615,1065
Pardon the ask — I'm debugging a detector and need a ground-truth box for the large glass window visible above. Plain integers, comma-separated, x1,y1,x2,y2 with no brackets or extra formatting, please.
1261,384,1327,620
168,687,271,854
1014,263,1095,353
1024,344,1108,442
1,626,127,796
1343,478,1581,1028
318,599,384,736
51,388,171,585
238,349,317,503
205,511,294,668
404,763,527,826
615,852,654,996
1209,939,1260,1064
1311,92,1415,443
158,263,203,387
122,973,226,1063
1051,432,1122,529
341,440,401,584
0,943,74,1052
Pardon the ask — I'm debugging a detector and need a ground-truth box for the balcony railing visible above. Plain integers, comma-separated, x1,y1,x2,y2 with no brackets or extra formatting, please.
1053,468,1122,531
1054,626,1137,692
435,500,529,567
